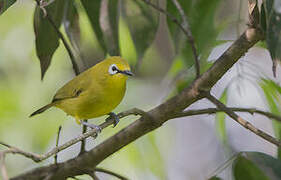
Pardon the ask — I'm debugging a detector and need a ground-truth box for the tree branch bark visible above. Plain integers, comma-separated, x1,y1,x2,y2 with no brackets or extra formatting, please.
204,92,281,147
173,107,281,123
10,26,263,180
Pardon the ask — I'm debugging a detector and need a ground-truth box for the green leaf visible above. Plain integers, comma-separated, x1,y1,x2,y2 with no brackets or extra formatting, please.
208,177,223,180
63,0,80,54
233,154,270,180
166,0,221,67
215,88,228,143
260,79,281,159
146,133,166,179
34,0,66,79
106,0,120,56
119,17,137,65
262,0,281,76
245,152,281,179
166,0,192,55
121,0,159,66
80,0,106,55
0,0,16,15
260,2,267,35
81,0,120,56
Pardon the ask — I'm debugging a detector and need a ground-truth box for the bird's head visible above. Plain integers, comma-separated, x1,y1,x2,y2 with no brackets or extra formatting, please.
102,56,133,81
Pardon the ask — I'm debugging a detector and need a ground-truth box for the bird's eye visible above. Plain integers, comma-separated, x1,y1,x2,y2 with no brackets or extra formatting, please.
108,64,118,75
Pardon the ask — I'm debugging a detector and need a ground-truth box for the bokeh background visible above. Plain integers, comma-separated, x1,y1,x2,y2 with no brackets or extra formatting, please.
0,0,279,179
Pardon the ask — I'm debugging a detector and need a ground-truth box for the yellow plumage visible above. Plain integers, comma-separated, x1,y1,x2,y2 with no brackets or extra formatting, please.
30,56,132,125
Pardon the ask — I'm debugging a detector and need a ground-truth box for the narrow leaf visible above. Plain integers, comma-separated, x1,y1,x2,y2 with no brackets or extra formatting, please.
233,154,270,180
81,0,120,56
260,79,281,159
121,0,159,65
246,152,281,179
34,0,66,79
166,0,221,67
81,0,106,54
101,0,120,56
262,0,281,76
166,0,192,54
208,177,223,180
0,0,16,15
64,0,80,54
260,3,267,34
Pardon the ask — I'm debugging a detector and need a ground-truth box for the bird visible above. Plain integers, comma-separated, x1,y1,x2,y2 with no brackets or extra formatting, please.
30,56,133,130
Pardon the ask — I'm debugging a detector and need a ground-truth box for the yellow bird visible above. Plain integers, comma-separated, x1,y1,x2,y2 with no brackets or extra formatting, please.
30,56,133,130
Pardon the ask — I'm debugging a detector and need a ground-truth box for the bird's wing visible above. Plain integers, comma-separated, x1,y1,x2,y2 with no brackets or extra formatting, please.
52,71,91,102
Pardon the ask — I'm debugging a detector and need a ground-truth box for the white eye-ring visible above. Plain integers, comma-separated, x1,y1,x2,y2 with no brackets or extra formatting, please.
108,64,118,75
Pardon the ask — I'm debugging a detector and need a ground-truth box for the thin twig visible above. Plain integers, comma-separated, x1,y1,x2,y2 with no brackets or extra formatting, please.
80,120,88,155
35,0,80,75
173,107,281,123
236,0,243,36
204,92,281,147
95,168,128,180
0,151,9,180
0,108,145,163
54,125,62,164
208,152,241,178
170,0,200,77
140,0,200,77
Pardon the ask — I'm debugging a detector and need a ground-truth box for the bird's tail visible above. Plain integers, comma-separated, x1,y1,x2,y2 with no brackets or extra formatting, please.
29,103,54,117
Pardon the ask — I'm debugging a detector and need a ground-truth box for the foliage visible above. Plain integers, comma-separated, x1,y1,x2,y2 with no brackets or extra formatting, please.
260,79,281,159
215,88,228,143
261,0,281,76
0,0,16,15
233,152,281,180
34,0,66,79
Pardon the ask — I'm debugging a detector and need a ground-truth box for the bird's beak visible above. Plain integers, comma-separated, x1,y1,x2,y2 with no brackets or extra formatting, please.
119,70,134,76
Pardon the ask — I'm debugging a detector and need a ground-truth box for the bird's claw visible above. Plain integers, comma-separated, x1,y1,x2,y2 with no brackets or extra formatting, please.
106,112,120,127
80,121,102,133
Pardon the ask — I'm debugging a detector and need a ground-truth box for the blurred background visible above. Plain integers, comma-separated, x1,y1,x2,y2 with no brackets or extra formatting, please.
0,0,279,179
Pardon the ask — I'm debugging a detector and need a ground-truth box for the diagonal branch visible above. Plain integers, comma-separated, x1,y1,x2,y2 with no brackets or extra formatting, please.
0,108,145,163
173,107,281,123
204,92,281,147
141,0,200,77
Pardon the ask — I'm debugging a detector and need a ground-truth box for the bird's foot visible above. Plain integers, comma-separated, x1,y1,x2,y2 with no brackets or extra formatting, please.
80,120,102,133
106,112,120,127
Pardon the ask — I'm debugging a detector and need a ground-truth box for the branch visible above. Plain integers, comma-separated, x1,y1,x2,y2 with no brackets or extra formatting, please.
95,168,128,180
0,151,9,180
0,108,144,163
141,0,200,77
204,92,281,147
54,125,62,164
35,0,80,75
173,107,281,123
